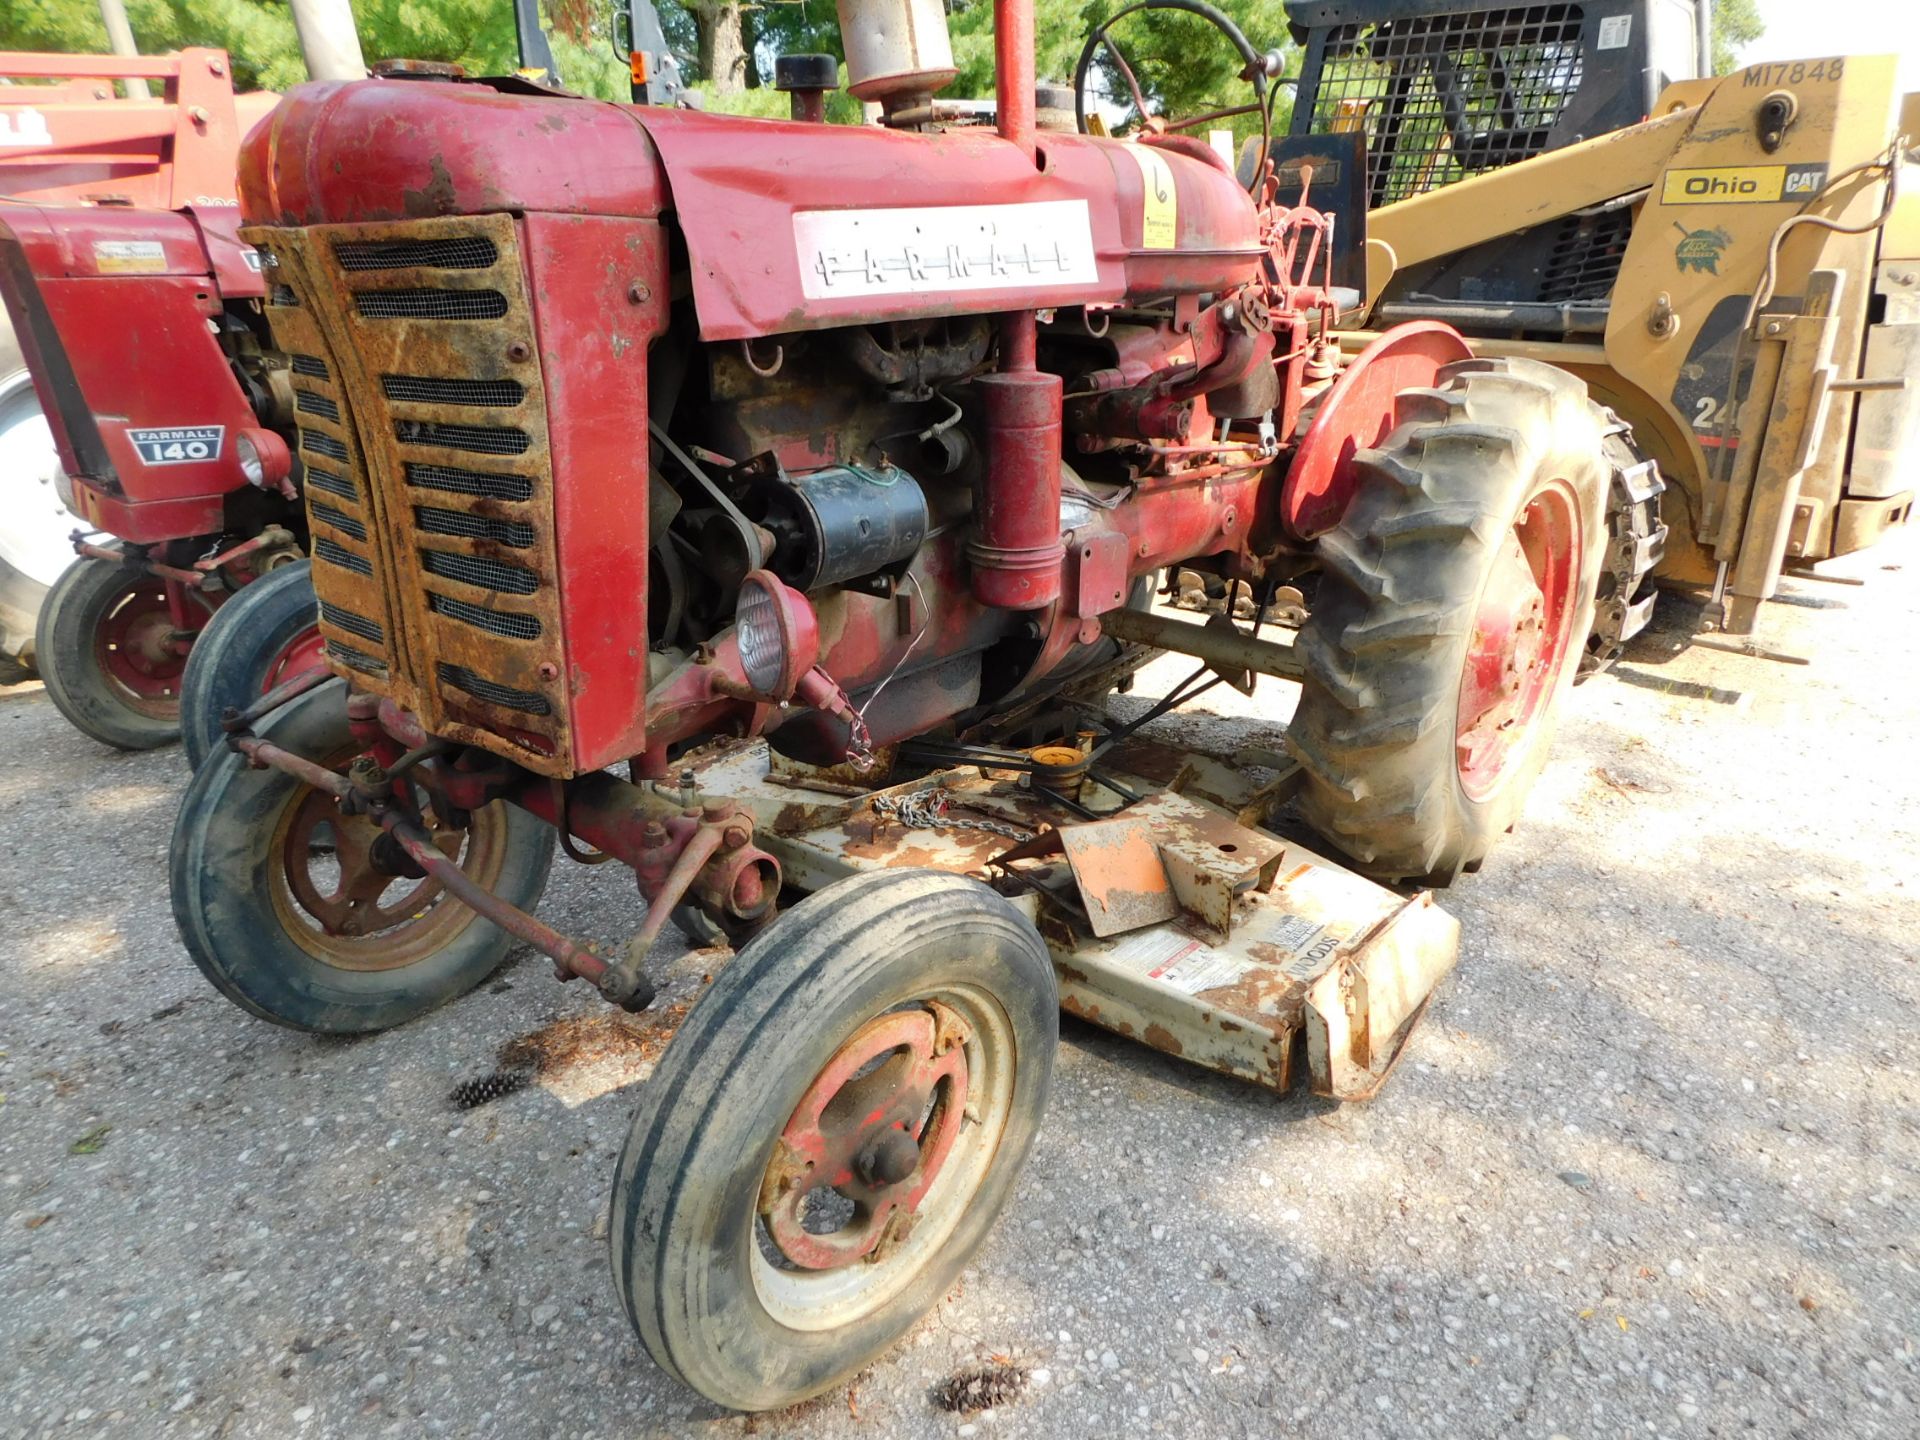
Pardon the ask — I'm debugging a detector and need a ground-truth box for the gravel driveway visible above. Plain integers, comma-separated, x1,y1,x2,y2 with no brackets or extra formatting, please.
2,529,1916,1440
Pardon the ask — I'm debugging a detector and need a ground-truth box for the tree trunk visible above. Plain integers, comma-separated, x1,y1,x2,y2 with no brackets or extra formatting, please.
692,0,747,95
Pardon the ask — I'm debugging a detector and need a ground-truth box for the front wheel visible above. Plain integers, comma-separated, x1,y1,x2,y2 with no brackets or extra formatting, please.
180,559,326,769
36,554,216,750
170,680,555,1034
610,868,1057,1412
1287,357,1611,883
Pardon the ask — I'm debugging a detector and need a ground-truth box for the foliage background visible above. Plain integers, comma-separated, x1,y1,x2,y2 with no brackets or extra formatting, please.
1,0,1760,118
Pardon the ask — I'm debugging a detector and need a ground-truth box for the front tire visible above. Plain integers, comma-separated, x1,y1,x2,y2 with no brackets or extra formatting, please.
610,868,1057,1412
1287,357,1610,883
36,554,214,750
180,559,325,769
170,680,555,1034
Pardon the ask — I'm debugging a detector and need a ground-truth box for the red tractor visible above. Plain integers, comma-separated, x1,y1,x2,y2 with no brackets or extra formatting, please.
0,49,321,751
171,0,1639,1410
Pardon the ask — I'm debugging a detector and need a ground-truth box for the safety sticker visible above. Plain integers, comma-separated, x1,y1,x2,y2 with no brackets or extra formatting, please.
1596,14,1632,50
0,108,51,148
128,426,224,465
1126,144,1179,250
1103,927,1254,996
1661,164,1828,206
93,240,168,275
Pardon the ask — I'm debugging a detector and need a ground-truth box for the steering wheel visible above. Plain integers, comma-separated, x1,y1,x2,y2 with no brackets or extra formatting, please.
1073,0,1283,190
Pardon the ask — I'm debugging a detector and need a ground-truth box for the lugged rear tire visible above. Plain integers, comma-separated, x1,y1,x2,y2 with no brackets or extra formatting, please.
1286,357,1611,883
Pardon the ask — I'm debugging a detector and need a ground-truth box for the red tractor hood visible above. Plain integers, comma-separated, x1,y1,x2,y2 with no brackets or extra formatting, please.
238,79,1265,341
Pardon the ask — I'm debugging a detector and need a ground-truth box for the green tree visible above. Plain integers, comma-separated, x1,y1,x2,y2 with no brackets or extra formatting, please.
1711,0,1764,75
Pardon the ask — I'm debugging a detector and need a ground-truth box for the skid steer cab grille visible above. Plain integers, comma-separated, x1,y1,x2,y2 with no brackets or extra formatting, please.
243,214,572,775
1299,3,1584,207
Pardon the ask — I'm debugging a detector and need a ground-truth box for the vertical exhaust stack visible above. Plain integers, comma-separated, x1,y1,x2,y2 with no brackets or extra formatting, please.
835,0,957,123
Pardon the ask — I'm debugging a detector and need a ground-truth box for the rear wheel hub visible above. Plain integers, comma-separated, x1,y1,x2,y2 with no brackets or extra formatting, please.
1456,483,1580,800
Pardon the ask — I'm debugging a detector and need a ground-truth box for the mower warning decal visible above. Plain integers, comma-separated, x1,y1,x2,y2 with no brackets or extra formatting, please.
128,426,224,466
794,200,1098,300
1661,164,1828,206
1125,145,1179,249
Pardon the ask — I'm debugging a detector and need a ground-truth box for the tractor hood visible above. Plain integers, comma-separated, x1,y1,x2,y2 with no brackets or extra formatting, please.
237,78,1265,341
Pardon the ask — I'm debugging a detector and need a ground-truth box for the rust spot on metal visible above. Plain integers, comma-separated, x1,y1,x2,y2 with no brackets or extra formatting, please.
402,154,460,217
1057,963,1089,985
1142,1022,1184,1057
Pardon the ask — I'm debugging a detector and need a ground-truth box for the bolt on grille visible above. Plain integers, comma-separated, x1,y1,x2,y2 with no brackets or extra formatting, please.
306,467,357,501
395,419,531,457
290,354,330,379
1301,4,1584,206
404,462,534,502
429,592,543,639
311,501,368,540
314,536,372,576
420,549,539,595
355,289,510,321
333,236,499,271
302,429,349,463
319,600,385,644
415,507,536,548
381,375,526,409
296,390,341,422
438,663,551,715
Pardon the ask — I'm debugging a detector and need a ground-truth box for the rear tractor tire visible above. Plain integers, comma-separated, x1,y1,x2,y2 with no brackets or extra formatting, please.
170,680,555,1034
611,868,1057,1412
36,553,215,750
1287,357,1611,884
180,559,326,769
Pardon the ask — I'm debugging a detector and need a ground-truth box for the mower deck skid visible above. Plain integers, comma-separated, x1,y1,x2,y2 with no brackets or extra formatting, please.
663,736,1459,1101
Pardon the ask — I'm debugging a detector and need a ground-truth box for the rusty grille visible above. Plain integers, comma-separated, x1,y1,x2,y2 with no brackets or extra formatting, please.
1300,4,1584,206
242,213,571,775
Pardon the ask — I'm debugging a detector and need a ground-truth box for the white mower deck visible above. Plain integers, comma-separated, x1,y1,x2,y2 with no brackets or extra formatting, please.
667,736,1459,1101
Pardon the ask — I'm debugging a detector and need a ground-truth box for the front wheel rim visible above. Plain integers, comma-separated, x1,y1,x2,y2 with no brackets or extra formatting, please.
267,771,512,972
750,984,1016,1331
1456,479,1581,800
93,577,210,718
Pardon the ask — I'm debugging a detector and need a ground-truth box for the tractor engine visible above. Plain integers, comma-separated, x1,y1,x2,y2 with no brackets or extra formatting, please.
236,13,1339,787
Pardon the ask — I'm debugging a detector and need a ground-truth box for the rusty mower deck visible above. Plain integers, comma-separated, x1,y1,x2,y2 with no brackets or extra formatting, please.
659,734,1459,1102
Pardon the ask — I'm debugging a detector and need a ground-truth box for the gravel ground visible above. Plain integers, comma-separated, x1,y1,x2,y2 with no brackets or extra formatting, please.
2,529,1917,1440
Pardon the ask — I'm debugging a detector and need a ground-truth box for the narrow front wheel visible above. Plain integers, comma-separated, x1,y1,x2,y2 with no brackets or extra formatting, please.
610,868,1057,1411
180,559,325,769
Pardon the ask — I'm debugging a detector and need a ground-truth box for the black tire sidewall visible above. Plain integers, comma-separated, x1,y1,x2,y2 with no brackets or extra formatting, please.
36,554,197,750
181,560,319,769
612,869,1058,1411
170,679,555,1034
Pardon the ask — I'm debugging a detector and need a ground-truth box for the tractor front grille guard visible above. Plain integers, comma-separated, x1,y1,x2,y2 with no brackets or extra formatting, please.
1294,3,1585,207
245,215,575,776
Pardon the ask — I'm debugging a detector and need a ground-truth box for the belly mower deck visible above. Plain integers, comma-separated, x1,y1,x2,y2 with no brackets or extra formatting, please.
666,734,1459,1102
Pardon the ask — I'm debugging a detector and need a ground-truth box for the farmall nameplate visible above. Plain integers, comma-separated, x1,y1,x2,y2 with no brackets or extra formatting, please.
795,200,1099,300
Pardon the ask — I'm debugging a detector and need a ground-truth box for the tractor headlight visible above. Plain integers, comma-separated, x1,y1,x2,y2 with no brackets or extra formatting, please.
734,570,820,701
234,428,292,492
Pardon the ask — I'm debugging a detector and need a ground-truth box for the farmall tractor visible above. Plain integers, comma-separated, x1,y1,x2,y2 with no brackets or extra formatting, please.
172,0,1640,1411
0,49,320,752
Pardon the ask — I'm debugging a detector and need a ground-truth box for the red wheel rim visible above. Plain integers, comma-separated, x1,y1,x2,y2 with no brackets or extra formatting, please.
263,623,328,693
1456,480,1581,800
760,1002,971,1272
93,577,213,718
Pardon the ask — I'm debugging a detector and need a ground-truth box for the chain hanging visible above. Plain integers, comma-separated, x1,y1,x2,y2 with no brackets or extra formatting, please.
870,789,1035,843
